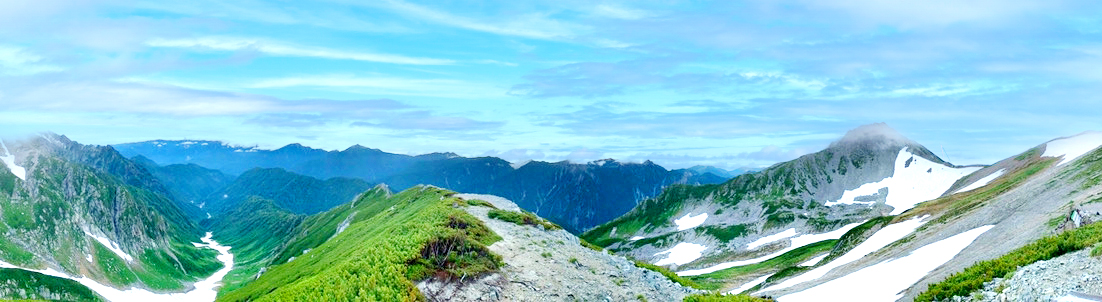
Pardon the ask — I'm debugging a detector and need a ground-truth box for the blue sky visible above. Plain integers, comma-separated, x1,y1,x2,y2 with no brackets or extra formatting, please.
1,0,1101,169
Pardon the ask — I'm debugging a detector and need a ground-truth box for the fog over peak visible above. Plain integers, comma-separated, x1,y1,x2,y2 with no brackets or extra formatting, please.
831,123,915,148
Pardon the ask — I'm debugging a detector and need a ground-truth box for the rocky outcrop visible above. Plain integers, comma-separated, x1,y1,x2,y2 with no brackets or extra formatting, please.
417,194,701,302
968,248,1102,302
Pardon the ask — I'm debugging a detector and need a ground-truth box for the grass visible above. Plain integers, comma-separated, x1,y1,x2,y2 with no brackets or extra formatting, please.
1092,244,1102,257
0,268,105,302
461,198,497,208
904,157,1054,226
581,184,718,247
915,221,1102,302
697,224,750,242
206,197,304,294
218,186,503,302
633,259,703,289
682,292,773,302
487,209,561,230
579,238,604,252
687,239,836,291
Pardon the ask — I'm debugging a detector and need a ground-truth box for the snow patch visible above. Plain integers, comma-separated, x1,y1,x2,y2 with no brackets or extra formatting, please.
653,242,708,266
826,148,980,215
630,236,645,241
956,169,1005,193
86,254,93,262
778,225,993,301
1056,294,1099,302
0,232,233,302
331,212,357,240
746,228,798,250
1043,132,1102,167
0,139,26,181
85,230,134,262
729,273,773,294
799,254,827,267
206,213,211,219
674,213,708,231
759,216,928,293
679,221,864,276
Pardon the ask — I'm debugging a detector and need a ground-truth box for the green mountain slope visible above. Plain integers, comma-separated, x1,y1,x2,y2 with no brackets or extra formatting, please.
0,268,106,302
0,134,223,292
206,167,372,215
217,185,501,301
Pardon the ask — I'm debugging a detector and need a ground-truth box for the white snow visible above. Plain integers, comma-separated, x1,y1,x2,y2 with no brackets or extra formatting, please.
746,228,798,250
653,242,708,266
956,169,1005,193
0,232,233,302
778,225,994,302
759,216,928,293
678,221,864,276
674,213,708,231
0,139,26,181
825,148,981,215
86,254,93,262
729,273,773,294
1056,294,1100,302
630,236,645,241
1043,131,1102,167
85,230,134,262
799,254,827,267
206,213,212,219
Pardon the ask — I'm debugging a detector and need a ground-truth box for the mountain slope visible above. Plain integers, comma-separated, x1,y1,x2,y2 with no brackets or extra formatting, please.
581,123,983,290
0,134,225,293
649,131,1102,301
205,167,372,215
133,156,233,221
115,140,736,233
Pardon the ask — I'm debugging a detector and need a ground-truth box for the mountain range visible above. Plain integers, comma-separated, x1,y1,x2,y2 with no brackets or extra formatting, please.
114,140,735,233
2,124,1102,302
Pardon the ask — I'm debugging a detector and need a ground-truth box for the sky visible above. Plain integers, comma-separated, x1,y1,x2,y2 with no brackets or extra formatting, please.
1,0,1101,169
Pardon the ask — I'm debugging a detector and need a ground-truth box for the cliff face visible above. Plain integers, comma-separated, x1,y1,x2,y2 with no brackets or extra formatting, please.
0,134,221,291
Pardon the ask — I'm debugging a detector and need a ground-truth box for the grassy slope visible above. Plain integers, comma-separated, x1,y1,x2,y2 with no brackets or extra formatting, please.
915,147,1102,301
207,197,304,294
218,186,502,302
0,268,105,302
687,239,837,291
0,155,222,291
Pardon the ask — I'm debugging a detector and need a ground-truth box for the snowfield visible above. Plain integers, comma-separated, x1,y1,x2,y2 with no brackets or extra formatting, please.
956,169,1005,193
799,254,827,267
1043,131,1102,167
825,148,981,215
630,236,645,241
678,221,864,276
759,216,928,293
729,273,774,294
746,228,798,250
654,242,708,266
85,230,134,262
0,232,233,302
778,225,994,302
0,139,26,181
674,213,708,231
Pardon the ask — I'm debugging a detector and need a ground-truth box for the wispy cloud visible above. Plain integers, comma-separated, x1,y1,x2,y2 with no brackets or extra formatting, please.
146,37,455,65
375,0,587,40
246,74,507,99
0,45,64,75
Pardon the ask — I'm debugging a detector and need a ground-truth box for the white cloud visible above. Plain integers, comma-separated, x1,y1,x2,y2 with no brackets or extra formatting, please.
146,37,454,65
792,0,1053,28
376,0,586,40
0,45,63,75
245,74,506,99
592,4,651,20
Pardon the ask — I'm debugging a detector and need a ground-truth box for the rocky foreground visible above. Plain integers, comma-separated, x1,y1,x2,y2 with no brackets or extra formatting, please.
967,248,1102,302
417,194,700,302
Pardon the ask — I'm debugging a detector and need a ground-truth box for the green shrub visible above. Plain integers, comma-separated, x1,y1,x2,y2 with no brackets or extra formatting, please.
916,222,1102,302
633,260,703,289
488,209,561,230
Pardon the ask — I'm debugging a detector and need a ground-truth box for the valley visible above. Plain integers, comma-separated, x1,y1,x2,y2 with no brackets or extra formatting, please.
1,125,1101,302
